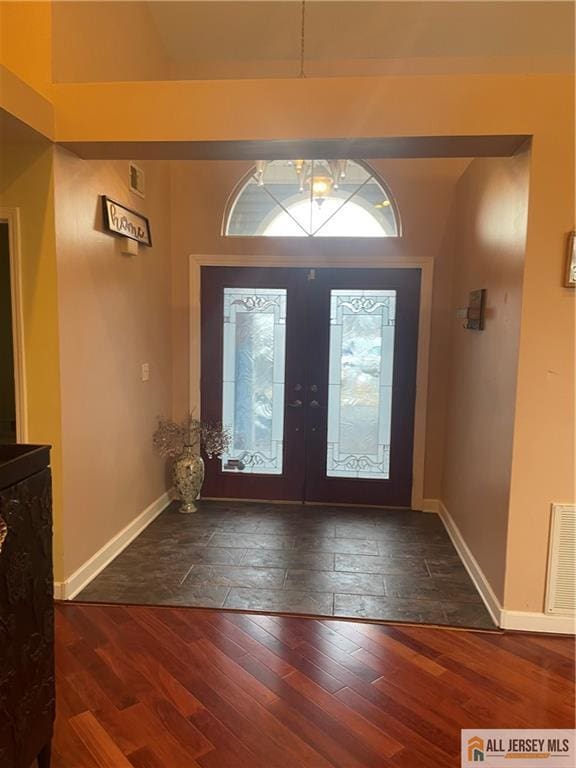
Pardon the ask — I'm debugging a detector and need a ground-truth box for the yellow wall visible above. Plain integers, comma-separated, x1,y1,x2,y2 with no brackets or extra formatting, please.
441,151,530,603
50,74,566,142
53,151,174,578
0,1,52,97
0,138,64,579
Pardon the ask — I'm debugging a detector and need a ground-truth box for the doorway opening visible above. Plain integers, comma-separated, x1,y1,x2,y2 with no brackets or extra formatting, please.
71,150,498,630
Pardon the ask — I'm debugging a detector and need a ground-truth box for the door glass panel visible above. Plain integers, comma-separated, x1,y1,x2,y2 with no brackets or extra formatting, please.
221,288,286,474
327,290,396,479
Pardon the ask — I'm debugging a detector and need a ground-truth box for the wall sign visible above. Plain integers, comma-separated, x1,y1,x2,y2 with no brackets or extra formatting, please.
102,196,152,246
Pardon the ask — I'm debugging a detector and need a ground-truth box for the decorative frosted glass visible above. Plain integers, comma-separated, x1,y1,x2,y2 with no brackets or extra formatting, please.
222,288,286,474
326,290,396,479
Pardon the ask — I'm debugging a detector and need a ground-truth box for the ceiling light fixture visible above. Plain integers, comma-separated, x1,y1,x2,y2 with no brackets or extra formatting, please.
253,160,350,207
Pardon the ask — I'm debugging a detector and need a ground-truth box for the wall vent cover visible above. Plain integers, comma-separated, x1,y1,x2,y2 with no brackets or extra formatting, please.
129,162,145,198
545,504,576,615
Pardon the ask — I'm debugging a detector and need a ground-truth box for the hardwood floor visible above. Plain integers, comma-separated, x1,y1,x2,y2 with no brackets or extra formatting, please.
53,602,575,768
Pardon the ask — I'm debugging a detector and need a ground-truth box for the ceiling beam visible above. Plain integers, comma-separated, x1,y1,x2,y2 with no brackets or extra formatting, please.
60,134,530,161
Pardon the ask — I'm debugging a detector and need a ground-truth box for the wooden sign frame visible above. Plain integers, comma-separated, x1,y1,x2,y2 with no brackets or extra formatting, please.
102,196,152,246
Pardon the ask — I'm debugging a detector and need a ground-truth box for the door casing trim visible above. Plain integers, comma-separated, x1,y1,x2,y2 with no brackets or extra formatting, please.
189,253,433,511
0,208,28,442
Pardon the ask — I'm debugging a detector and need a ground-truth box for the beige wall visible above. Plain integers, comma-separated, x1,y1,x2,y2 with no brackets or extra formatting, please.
0,137,64,578
53,151,173,577
52,1,170,84
441,151,531,603
170,157,470,499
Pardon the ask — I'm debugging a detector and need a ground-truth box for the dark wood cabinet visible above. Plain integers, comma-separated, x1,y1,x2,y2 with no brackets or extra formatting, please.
0,446,55,768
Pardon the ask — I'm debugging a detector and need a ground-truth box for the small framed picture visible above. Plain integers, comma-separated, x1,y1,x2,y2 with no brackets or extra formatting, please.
565,231,576,287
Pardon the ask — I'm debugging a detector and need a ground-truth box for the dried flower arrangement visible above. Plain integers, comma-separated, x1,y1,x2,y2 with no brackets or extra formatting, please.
153,413,231,459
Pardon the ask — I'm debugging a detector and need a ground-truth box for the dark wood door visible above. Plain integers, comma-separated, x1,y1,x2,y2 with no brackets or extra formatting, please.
201,267,308,501
303,268,420,507
201,266,420,507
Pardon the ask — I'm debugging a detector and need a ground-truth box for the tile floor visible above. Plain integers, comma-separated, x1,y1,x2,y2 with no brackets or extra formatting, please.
76,500,496,629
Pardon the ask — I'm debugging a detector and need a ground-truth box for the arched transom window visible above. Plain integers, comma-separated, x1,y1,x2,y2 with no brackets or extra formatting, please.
225,159,399,238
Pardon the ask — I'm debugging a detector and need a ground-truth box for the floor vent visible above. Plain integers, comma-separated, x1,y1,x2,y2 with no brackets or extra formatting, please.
545,504,576,615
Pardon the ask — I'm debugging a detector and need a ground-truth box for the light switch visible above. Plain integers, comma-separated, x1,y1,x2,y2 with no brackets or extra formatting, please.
141,363,150,382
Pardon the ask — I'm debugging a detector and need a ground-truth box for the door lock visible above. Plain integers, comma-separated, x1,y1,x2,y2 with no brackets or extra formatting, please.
310,400,320,408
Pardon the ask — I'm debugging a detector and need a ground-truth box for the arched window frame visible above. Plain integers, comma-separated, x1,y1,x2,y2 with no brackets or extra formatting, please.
222,159,402,238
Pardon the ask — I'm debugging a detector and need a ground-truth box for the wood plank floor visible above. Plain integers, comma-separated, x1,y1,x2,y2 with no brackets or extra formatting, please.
54,603,575,768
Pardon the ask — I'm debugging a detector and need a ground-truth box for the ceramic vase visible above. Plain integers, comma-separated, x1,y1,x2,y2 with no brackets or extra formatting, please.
172,446,205,513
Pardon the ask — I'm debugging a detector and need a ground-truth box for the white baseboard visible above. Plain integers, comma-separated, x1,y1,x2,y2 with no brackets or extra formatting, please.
500,610,576,635
437,500,502,627
54,488,174,601
437,499,575,635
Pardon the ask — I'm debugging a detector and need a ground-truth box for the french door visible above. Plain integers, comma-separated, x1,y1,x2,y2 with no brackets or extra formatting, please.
201,267,420,507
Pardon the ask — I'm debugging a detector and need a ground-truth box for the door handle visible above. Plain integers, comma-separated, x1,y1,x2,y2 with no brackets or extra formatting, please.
309,400,320,408
287,399,303,408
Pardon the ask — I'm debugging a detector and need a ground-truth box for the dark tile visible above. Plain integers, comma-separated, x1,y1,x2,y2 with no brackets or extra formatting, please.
334,553,429,576
79,555,190,590
377,539,459,559
384,574,483,603
373,528,453,545
76,580,174,606
241,549,334,571
77,500,485,631
334,524,384,539
210,533,295,550
293,536,379,555
442,602,497,630
224,588,334,615
180,547,247,566
134,529,215,548
212,520,261,533
182,564,286,589
285,569,385,595
166,585,231,609
334,513,444,539
257,520,336,537
333,594,447,624
425,559,471,578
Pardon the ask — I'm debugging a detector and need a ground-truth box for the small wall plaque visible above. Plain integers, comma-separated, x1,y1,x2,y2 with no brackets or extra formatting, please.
465,289,486,330
102,196,152,246
565,231,576,287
